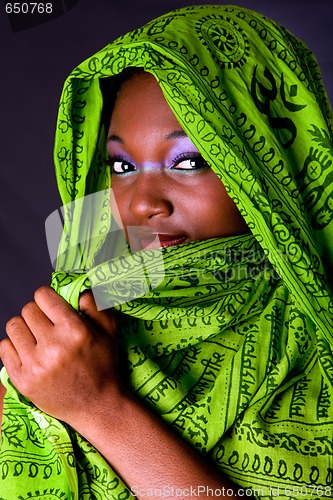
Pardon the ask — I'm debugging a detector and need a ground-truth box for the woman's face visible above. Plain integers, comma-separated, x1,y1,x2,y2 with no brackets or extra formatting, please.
107,73,248,251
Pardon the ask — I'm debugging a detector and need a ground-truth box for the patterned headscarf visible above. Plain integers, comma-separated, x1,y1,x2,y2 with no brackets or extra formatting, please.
1,5,332,499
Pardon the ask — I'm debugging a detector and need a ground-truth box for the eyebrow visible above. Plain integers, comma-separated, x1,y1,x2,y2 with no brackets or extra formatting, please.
107,130,188,143
107,134,123,143
164,130,188,140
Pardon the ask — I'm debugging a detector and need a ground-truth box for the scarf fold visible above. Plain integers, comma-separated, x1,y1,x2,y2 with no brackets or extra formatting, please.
1,4,333,499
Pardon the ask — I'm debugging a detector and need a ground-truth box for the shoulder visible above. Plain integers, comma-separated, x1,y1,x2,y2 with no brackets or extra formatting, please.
0,381,6,431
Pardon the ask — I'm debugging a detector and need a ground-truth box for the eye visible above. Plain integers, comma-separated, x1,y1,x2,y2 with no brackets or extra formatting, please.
172,155,209,171
109,158,136,174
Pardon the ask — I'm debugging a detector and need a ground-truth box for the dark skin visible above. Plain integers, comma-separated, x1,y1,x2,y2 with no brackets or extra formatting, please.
0,74,248,498
0,383,4,423
108,73,248,251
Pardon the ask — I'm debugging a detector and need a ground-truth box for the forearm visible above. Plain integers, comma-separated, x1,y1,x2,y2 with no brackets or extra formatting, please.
0,289,241,498
70,392,241,499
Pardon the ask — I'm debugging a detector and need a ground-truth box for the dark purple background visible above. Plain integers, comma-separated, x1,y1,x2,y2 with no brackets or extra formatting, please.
1,0,332,349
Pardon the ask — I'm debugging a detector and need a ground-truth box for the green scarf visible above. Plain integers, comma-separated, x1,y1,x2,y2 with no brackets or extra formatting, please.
1,5,333,499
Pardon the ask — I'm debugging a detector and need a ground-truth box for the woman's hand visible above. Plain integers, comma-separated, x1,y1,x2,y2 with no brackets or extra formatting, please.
0,286,241,498
0,286,121,426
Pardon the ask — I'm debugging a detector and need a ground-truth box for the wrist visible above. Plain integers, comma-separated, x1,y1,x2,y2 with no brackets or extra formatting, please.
66,384,135,441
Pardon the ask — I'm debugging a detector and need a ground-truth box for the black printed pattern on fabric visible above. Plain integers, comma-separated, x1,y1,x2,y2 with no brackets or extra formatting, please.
1,5,333,499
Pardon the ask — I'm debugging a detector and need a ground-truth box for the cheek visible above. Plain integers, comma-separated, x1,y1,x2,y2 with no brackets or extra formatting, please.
195,176,248,236
110,184,127,227
213,196,249,235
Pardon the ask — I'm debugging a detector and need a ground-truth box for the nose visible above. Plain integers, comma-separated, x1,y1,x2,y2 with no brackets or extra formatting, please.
129,170,173,220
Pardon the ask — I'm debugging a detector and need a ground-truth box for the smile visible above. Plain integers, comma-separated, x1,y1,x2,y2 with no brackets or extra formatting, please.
128,228,188,250
157,234,188,248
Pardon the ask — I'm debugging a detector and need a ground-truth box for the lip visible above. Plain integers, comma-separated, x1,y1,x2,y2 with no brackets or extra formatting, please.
157,234,188,248
129,229,188,250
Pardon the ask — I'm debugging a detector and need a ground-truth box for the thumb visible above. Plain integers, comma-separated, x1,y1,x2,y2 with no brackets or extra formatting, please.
79,291,117,336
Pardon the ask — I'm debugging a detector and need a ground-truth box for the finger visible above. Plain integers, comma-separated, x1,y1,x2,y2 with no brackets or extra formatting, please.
5,316,37,356
34,286,76,324
21,301,53,338
79,291,118,336
0,338,22,382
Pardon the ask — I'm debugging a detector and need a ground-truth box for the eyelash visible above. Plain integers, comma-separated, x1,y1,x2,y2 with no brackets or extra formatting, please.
106,153,210,175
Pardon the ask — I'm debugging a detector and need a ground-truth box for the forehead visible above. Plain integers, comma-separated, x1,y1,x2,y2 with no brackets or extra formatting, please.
108,73,181,133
